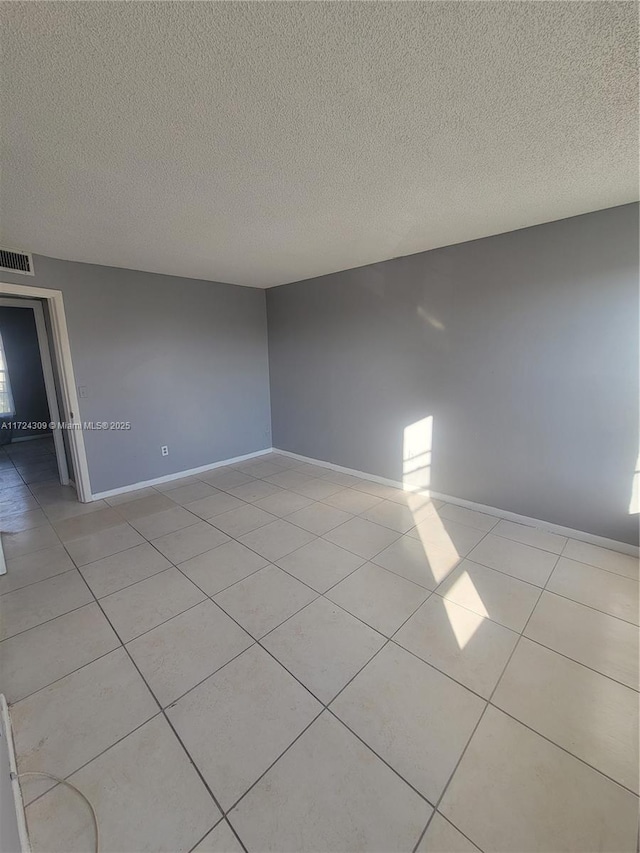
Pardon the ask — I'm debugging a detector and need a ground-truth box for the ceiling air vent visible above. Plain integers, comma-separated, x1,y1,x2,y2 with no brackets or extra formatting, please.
0,248,34,276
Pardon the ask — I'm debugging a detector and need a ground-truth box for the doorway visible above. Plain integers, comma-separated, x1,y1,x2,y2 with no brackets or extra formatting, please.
0,297,70,488
0,283,91,502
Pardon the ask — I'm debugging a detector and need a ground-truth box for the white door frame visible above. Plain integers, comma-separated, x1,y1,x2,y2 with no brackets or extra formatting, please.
0,282,92,502
0,297,70,486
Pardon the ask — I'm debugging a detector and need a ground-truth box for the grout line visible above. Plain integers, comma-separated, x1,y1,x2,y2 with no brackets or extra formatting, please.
67,560,231,827
20,709,163,810
3,457,639,853
0,563,77,597
5,641,122,706
0,591,98,643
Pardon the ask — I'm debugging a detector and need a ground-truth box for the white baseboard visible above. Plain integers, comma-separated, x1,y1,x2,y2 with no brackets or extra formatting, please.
91,447,273,501
273,448,640,558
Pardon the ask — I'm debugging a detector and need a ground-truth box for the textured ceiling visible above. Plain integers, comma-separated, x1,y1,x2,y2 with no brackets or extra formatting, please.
1,2,637,288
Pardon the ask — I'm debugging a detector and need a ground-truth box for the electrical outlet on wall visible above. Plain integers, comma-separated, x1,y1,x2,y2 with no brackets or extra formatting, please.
161,446,169,457
77,385,88,398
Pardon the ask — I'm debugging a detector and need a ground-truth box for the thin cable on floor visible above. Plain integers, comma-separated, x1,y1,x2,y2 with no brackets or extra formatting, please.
14,771,99,853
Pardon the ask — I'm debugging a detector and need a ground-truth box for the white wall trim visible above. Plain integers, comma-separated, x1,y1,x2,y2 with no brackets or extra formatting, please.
0,282,92,502
273,448,640,558
0,297,70,486
0,695,31,852
91,447,272,500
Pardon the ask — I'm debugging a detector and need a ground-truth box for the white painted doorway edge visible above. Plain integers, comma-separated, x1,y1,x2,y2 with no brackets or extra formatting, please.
0,298,70,486
0,282,91,503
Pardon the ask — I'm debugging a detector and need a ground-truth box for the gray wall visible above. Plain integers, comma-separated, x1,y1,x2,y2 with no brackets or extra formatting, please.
267,204,639,546
0,306,50,437
0,256,271,493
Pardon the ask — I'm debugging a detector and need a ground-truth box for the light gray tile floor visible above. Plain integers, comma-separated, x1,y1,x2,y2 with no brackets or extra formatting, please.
1,439,638,852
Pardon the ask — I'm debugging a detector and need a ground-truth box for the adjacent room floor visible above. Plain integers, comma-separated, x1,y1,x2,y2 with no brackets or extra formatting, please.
0,440,638,852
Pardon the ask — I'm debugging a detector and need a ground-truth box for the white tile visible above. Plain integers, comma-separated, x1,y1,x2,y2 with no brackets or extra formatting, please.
0,603,120,703
12,648,157,803
438,504,499,532
264,454,299,469
185,492,245,520
130,505,200,539
0,469,25,487
2,524,60,559
253,489,315,517
193,821,243,852
0,545,75,594
327,562,429,637
229,712,431,852
238,519,316,561
0,508,48,533
262,597,385,703
417,813,481,852
264,470,313,490
29,482,76,504
361,499,417,533
437,560,541,633
227,480,284,503
290,478,346,501
113,492,176,520
292,462,329,477
52,506,123,542
167,481,220,506
372,535,460,590
493,519,567,554
0,493,39,516
322,488,383,514
352,480,407,502
25,715,219,853
43,498,109,523
467,533,558,587
178,540,268,596
127,599,253,707
324,516,401,559
154,474,202,492
239,460,287,479
548,557,639,624
408,511,486,558
152,520,229,563
320,470,371,488
563,539,639,580
65,523,145,567
201,469,256,490
79,542,172,598
276,538,365,593
525,591,639,690
440,706,638,853
100,567,205,642
167,645,321,809
104,486,159,507
214,565,317,638
210,504,278,537
493,638,639,792
0,570,93,639
395,595,518,698
332,643,484,802
286,501,352,534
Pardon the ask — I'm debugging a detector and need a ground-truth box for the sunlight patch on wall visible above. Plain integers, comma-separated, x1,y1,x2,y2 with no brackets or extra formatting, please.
402,415,432,491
